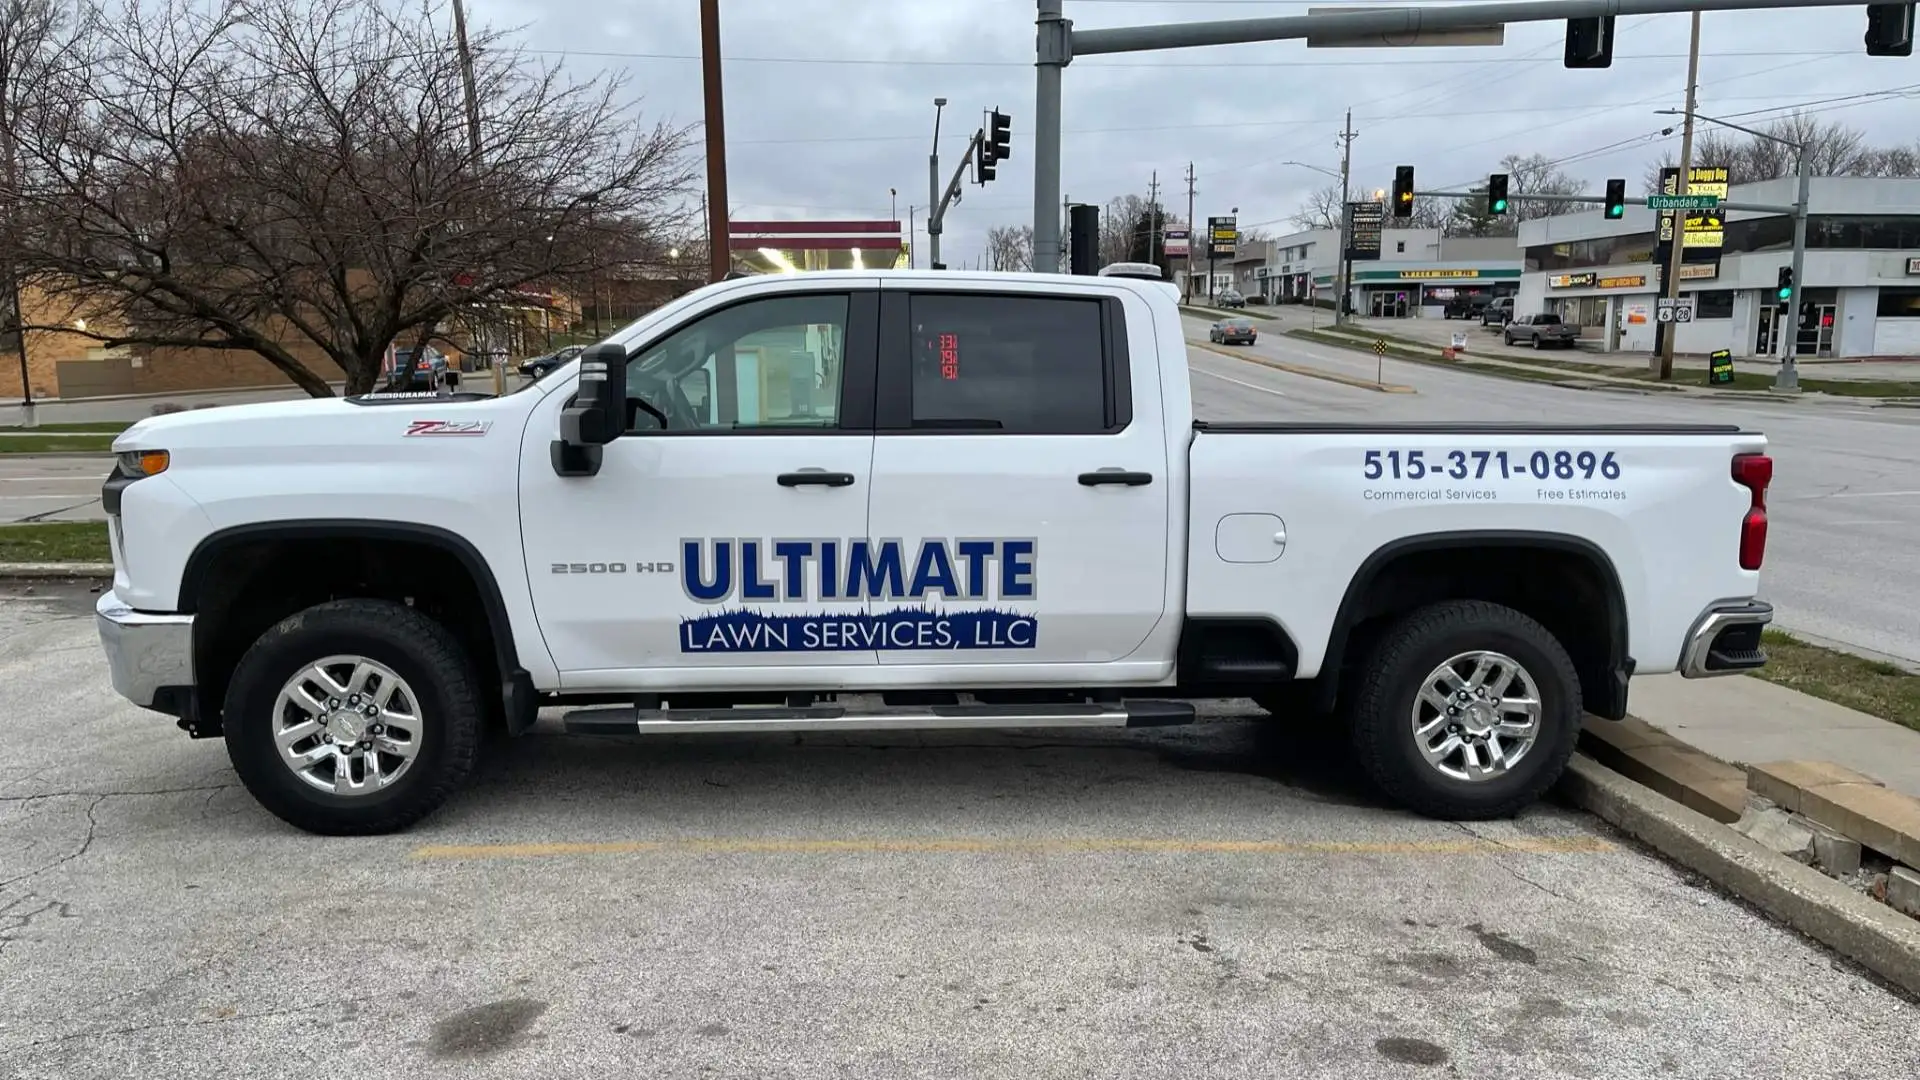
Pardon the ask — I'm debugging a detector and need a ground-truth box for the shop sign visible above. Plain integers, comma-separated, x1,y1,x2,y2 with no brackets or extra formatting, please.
1907,255,1920,275
1596,274,1646,289
1548,272,1595,289
1400,269,1481,280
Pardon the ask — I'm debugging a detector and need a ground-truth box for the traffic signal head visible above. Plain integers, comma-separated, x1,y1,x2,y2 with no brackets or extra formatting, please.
1776,266,1794,301
1564,15,1616,67
1604,178,1626,219
1392,165,1414,218
988,109,1012,162
976,149,996,184
1487,173,1509,216
1865,3,1915,56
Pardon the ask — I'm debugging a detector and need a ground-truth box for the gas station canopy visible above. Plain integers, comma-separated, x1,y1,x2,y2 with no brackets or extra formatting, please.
729,220,907,273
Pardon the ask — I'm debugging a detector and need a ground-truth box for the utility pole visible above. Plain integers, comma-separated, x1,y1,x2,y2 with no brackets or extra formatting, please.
1335,108,1355,327
1147,171,1161,264
699,0,732,283
450,0,483,162
1655,11,1701,380
1184,163,1197,300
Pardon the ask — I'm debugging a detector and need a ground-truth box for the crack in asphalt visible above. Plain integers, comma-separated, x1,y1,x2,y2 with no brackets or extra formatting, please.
0,794,105,891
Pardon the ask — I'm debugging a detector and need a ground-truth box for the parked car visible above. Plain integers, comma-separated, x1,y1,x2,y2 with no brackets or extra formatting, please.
1442,295,1486,320
1480,297,1515,327
519,345,584,382
1215,289,1246,309
1503,313,1582,349
1208,317,1258,345
388,347,449,388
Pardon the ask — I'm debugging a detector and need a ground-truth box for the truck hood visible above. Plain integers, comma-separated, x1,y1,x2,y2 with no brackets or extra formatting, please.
111,389,547,458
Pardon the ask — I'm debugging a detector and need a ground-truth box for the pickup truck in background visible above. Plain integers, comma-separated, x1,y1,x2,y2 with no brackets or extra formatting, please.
1504,313,1583,349
97,270,1775,835
1481,297,1515,327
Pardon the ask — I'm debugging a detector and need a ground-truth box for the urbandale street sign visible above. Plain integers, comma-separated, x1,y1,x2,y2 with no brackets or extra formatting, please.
1647,194,1722,210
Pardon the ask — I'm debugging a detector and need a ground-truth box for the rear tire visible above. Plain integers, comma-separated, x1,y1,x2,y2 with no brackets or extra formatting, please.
1347,600,1581,820
223,599,483,835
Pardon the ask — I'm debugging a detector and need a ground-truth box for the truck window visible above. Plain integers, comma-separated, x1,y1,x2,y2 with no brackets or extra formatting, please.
626,293,848,431
903,293,1112,434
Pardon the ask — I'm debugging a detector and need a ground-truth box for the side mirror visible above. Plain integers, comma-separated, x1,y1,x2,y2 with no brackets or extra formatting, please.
553,343,627,477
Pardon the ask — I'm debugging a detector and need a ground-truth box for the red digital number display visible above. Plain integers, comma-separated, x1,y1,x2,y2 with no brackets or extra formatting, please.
936,332,959,380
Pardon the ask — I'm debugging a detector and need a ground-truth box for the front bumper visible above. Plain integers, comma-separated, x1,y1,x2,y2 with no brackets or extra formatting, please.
1680,600,1773,677
96,589,195,709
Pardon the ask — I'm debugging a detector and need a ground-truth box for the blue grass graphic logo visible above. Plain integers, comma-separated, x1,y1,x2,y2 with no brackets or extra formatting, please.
679,606,1038,653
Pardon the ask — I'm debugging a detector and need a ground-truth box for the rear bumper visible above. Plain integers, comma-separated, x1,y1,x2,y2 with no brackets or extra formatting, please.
1679,600,1773,677
96,589,195,709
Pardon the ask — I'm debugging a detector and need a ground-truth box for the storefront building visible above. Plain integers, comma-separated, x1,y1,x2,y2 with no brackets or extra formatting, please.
1514,176,1920,357
1315,265,1523,317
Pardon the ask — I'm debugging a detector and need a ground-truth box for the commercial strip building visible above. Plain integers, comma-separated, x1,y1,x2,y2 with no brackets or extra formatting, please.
1515,176,1920,358
1179,226,1522,317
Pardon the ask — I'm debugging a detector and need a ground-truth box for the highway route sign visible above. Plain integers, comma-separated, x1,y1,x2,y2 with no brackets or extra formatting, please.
1656,297,1696,324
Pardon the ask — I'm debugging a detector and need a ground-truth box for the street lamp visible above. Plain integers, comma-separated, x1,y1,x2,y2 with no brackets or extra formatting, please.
1283,160,1351,322
929,99,948,268
1656,108,1807,391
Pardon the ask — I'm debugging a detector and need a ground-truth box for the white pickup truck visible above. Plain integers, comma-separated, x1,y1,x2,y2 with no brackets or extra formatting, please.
96,269,1775,835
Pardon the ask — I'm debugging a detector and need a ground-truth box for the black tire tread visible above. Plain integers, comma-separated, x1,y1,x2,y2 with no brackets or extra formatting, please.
223,598,482,836
1348,599,1581,821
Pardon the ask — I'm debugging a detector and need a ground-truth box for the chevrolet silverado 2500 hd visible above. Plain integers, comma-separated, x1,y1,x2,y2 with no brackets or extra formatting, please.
96,270,1775,835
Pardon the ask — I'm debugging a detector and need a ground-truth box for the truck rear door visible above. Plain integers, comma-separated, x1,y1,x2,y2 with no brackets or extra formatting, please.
863,281,1172,668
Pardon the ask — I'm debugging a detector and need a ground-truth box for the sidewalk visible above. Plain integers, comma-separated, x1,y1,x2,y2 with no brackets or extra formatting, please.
1627,672,1920,798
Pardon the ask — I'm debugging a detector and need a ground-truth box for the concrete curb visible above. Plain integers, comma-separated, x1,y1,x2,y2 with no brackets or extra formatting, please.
1188,338,1417,394
0,562,113,579
1559,753,1920,998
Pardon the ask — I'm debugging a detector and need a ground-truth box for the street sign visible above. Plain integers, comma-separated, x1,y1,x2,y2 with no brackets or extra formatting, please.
1647,194,1721,210
1305,7,1505,46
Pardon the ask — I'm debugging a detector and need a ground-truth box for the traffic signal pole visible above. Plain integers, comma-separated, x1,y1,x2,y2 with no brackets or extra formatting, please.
1028,0,1877,273
1655,12,1701,382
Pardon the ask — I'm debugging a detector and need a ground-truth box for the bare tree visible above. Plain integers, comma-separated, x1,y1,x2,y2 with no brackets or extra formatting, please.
1643,115,1915,188
1291,182,1345,231
2,0,698,396
985,224,1032,272
0,0,87,368
1498,153,1583,220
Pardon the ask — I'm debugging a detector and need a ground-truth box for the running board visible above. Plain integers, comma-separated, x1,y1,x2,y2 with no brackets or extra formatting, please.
562,699,1196,735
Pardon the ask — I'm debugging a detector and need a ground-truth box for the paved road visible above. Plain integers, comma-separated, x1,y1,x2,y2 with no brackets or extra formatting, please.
1,582,1913,1077
1182,315,1920,668
0,456,108,524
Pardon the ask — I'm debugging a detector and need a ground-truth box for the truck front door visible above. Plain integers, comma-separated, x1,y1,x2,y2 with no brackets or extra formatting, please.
863,282,1172,673
519,285,882,680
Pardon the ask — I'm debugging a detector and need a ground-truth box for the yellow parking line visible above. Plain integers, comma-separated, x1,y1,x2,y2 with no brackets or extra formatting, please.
410,835,1614,862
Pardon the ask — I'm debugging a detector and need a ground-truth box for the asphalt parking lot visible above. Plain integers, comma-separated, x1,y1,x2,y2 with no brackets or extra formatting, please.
2,583,1916,1079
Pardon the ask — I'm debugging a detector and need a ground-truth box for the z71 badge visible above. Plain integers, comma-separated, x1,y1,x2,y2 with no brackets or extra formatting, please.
405,420,492,437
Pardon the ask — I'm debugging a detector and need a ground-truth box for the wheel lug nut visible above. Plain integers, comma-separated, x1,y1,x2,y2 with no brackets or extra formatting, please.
329,699,340,708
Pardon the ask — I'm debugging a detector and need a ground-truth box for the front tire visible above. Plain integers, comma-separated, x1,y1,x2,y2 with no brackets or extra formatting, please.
1347,600,1581,820
223,599,483,835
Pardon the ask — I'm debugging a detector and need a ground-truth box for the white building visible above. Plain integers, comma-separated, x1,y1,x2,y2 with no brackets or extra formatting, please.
1211,228,1522,317
1515,176,1920,358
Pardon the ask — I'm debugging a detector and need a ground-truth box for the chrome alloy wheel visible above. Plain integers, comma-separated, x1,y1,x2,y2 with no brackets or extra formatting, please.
1410,650,1542,783
272,655,423,796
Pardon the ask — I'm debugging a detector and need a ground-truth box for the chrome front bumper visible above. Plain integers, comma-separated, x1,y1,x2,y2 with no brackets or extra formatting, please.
1680,600,1774,678
96,589,194,709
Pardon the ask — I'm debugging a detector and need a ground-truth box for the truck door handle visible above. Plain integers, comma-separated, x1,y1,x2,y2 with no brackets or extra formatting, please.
777,471,856,488
1078,470,1154,487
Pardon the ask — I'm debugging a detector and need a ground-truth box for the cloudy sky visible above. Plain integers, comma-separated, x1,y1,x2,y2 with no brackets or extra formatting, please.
471,0,1918,267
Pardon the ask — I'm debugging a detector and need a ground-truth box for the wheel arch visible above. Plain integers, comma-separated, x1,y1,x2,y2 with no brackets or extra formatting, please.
178,519,538,736
1316,530,1632,719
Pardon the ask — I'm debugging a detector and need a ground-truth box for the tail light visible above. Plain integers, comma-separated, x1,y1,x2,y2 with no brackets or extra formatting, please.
1732,453,1772,570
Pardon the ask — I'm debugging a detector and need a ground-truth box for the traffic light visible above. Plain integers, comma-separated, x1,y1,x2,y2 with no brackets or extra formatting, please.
988,110,1011,162
976,144,996,184
1487,173,1509,216
1564,16,1616,67
1865,3,1915,55
1776,266,1795,302
1392,165,1414,218
1604,178,1626,219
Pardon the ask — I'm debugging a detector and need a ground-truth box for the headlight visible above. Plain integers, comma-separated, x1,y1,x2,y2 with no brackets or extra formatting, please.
118,449,170,477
